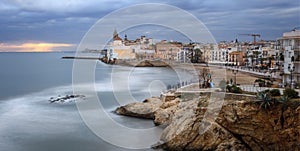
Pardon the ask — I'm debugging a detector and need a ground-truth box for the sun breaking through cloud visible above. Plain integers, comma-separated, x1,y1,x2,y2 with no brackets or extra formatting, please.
0,42,75,52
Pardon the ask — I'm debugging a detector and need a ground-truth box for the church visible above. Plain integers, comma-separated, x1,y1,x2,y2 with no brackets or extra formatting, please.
107,29,136,60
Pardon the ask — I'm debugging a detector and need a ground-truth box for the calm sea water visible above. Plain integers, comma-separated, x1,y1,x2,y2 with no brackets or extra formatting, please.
0,52,193,151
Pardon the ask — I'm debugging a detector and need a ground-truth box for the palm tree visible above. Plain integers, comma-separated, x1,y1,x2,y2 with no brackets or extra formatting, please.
277,96,290,128
256,91,274,109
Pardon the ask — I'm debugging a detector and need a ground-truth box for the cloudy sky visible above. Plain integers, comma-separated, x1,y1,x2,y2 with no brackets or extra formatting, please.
0,0,299,52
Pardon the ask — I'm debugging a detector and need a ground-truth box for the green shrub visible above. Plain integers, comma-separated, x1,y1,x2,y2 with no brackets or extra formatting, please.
270,89,281,96
255,79,266,87
283,88,299,98
226,85,231,92
255,79,264,83
266,81,273,87
227,85,243,93
277,95,289,104
296,83,300,89
232,86,243,93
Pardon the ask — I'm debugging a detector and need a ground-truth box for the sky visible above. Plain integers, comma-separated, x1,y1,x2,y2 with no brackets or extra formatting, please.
0,0,299,52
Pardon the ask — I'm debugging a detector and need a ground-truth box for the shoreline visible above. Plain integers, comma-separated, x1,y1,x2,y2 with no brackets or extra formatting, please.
61,56,287,86
114,86,300,150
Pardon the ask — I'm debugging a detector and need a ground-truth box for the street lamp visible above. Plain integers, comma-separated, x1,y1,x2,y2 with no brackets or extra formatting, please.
288,64,295,88
232,69,238,85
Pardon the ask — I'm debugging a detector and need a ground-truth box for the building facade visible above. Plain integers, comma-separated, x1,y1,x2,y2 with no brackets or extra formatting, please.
277,29,300,86
155,40,182,60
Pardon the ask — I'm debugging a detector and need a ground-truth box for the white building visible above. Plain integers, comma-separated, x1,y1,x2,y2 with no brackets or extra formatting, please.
277,29,300,86
177,48,190,63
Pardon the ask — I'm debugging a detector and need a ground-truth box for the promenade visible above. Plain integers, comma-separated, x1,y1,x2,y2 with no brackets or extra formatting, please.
213,65,281,80
239,84,300,97
174,82,300,97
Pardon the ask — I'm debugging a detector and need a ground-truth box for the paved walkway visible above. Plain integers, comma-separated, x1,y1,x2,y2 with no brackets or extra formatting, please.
205,64,281,79
224,66,281,79
239,85,300,96
175,83,300,97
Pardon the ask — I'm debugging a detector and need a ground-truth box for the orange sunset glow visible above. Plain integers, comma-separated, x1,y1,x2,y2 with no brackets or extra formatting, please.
0,42,74,52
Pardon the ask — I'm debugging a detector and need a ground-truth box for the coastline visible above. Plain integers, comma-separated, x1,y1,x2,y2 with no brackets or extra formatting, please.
115,86,300,150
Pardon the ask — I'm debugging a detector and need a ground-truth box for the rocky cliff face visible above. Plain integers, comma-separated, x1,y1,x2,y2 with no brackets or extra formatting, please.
115,92,300,151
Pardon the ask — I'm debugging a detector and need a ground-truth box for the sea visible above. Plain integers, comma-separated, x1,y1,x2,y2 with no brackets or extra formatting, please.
0,52,194,151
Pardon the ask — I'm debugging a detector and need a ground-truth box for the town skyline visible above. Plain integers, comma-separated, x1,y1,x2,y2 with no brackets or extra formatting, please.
0,0,299,52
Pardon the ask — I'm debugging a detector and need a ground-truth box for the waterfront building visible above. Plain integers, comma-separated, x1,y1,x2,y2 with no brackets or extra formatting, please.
177,48,190,63
277,29,300,85
218,42,239,65
131,44,155,60
229,51,245,66
155,40,182,60
107,29,135,60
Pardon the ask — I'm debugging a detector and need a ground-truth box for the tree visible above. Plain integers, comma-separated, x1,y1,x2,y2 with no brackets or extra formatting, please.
198,68,210,88
191,48,202,63
277,96,290,128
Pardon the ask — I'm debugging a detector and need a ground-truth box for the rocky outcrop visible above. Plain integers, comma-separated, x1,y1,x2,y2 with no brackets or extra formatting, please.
115,97,163,119
115,92,300,151
154,98,180,126
215,99,300,151
153,94,249,151
49,94,85,103
115,93,181,122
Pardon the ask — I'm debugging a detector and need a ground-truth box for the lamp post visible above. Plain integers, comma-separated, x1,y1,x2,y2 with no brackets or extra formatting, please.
288,64,295,88
232,69,238,85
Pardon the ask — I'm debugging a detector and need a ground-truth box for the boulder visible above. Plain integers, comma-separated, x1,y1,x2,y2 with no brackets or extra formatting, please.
115,97,163,119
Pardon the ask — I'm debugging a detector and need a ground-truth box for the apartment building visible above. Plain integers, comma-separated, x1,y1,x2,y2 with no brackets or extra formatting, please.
277,29,300,85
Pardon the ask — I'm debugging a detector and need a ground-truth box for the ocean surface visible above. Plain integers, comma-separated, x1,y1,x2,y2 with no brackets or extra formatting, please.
0,52,193,151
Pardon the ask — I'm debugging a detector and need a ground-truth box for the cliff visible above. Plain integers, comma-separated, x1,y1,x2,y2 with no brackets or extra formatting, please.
115,92,300,151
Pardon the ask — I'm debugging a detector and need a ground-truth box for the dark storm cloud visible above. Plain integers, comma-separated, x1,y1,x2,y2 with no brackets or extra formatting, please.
0,0,299,45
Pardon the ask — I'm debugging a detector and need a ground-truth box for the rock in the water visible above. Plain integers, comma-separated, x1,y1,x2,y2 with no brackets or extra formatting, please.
115,97,163,119
49,94,85,103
